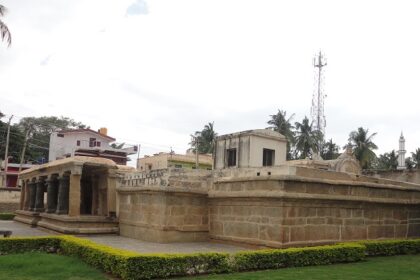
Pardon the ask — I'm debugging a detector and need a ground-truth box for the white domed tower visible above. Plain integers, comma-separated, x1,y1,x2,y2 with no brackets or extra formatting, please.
397,132,406,170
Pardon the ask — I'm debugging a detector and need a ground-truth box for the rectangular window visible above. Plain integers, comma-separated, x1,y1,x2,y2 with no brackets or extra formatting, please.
96,141,101,147
227,148,237,167
76,140,80,146
57,133,64,138
89,138,96,147
263,148,275,166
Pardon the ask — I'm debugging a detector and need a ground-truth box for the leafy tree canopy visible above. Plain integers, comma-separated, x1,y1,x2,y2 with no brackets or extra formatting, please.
190,122,217,154
0,114,88,163
267,110,295,160
321,138,340,160
375,150,398,170
345,127,378,169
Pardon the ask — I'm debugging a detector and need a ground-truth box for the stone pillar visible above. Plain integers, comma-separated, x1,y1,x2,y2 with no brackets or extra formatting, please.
34,179,46,212
107,170,117,217
23,181,31,211
19,181,26,210
46,176,59,213
56,175,70,215
29,181,37,211
69,173,82,217
91,175,98,215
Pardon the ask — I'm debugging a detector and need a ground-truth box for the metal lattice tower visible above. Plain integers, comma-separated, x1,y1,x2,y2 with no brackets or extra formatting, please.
311,51,327,138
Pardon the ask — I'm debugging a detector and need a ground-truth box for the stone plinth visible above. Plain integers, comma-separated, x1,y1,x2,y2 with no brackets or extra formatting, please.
37,213,118,234
208,168,420,248
118,186,209,242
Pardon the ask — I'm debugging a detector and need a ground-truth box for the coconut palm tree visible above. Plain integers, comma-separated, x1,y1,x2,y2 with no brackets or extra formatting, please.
0,5,11,47
346,127,378,169
321,138,340,160
411,148,420,169
190,122,217,154
294,117,323,159
267,110,295,159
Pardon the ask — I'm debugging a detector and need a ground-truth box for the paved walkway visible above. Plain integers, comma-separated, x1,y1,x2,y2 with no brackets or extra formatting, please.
0,221,49,237
85,235,247,254
0,221,247,253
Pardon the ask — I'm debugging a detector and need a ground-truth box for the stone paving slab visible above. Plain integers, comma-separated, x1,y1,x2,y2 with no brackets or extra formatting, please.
84,235,248,254
0,221,248,253
0,221,49,237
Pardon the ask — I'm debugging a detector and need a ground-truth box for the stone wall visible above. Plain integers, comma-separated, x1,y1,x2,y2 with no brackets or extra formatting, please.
365,169,420,186
208,169,420,248
117,166,420,247
117,169,211,242
0,187,21,213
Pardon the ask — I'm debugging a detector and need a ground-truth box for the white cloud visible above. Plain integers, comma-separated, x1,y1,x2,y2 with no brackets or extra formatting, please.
1,0,420,165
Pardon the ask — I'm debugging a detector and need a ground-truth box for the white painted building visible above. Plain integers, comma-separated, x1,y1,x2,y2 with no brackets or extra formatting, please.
213,129,287,169
49,128,136,165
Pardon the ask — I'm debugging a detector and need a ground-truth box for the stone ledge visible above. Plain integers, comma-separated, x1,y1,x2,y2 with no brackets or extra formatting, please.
39,213,118,223
37,220,118,234
116,186,207,195
208,191,420,205
119,219,209,232
214,175,420,191
0,187,21,192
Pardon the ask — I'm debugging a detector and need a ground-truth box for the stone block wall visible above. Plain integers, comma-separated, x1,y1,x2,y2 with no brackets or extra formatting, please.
118,188,209,242
0,188,21,213
209,176,420,248
210,198,418,247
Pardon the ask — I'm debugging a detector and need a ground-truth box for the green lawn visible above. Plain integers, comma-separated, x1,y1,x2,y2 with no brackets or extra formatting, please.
0,252,107,280
182,254,420,280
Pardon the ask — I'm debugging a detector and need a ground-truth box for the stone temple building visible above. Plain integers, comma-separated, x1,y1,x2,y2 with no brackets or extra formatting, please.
14,129,420,248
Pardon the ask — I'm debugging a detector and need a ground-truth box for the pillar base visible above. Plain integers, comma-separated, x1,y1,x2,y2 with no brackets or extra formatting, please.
45,209,56,213
56,210,68,215
33,208,45,212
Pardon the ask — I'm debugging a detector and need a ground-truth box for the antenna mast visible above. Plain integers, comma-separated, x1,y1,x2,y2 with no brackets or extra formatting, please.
311,51,327,155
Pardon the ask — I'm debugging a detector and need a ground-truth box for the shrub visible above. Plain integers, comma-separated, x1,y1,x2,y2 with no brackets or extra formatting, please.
232,243,366,271
58,235,134,277
359,239,420,256
58,236,229,280
0,213,15,220
123,253,230,280
0,236,60,255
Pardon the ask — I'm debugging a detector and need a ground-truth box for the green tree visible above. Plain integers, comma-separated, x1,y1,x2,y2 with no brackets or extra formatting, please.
321,138,340,160
376,150,398,170
0,122,25,162
16,116,87,162
190,122,217,154
405,157,415,170
346,127,378,169
294,117,323,159
0,5,11,47
411,148,420,169
267,110,295,160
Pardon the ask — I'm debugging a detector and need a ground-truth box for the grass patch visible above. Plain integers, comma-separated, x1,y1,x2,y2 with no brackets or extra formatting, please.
0,213,15,220
0,252,107,280
180,254,420,280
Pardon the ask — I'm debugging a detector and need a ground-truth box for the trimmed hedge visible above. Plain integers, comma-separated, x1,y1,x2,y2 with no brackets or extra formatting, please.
358,239,420,256
232,243,365,271
2,236,420,279
59,236,229,279
0,213,15,220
